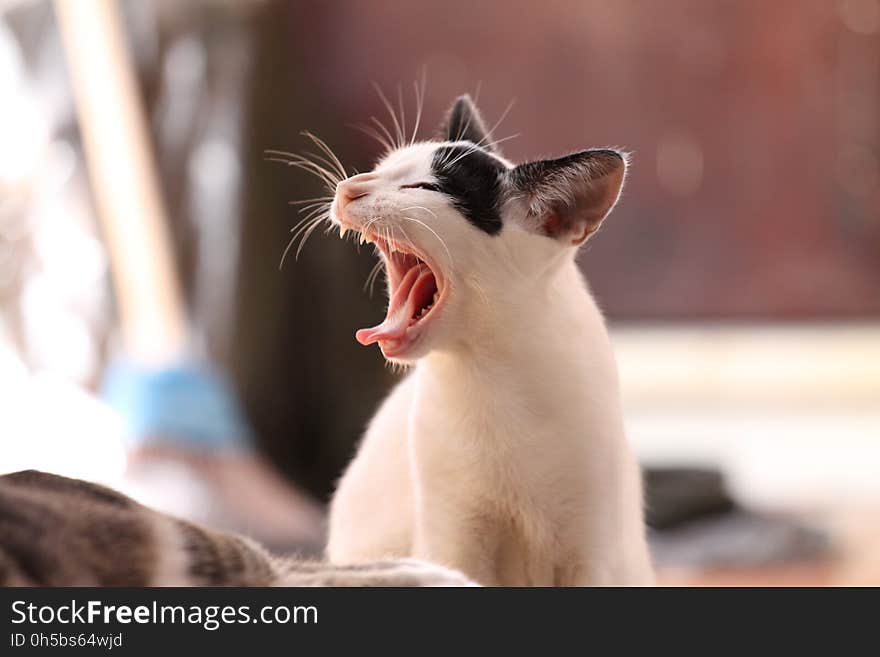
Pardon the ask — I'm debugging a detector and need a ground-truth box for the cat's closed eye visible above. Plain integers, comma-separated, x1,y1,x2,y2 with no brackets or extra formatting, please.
400,182,441,192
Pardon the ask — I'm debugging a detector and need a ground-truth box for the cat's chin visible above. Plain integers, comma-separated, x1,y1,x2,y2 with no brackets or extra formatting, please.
376,332,430,361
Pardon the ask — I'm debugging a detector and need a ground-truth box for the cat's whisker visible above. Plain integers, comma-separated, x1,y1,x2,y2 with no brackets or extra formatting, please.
265,150,333,175
372,82,405,149
479,132,520,154
288,208,325,236
401,205,437,219
296,203,332,220
443,133,520,169
269,131,352,268
301,131,348,181
301,150,346,183
455,97,477,145
299,152,345,186
436,83,482,168
363,258,385,296
296,200,332,214
397,83,407,149
444,101,518,168
442,89,489,161
438,98,515,168
295,213,328,261
279,200,335,269
266,155,338,193
288,195,334,206
401,215,454,270
456,99,516,153
484,99,515,143
297,205,331,227
362,217,386,243
395,222,414,247
349,122,394,155
410,73,427,146
272,147,338,175
452,97,513,166
279,215,320,270
279,226,308,270
291,211,328,242
442,126,520,170
364,263,379,295
265,149,344,190
368,117,398,153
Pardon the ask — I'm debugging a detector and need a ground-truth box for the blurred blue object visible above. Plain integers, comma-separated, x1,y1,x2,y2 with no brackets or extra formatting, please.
103,361,254,451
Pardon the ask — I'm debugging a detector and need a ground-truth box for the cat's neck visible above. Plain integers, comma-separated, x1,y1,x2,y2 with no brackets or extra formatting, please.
410,258,625,452
417,259,618,401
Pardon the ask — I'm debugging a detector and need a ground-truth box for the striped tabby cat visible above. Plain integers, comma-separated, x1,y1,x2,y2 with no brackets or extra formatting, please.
0,470,472,587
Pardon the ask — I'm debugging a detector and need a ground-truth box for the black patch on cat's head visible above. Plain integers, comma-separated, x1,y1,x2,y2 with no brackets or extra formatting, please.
432,145,506,235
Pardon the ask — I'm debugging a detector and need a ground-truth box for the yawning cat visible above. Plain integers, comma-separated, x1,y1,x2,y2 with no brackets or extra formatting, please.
326,95,654,585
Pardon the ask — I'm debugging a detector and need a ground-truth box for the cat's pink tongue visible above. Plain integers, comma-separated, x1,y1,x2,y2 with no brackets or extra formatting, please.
356,265,432,346
355,313,409,346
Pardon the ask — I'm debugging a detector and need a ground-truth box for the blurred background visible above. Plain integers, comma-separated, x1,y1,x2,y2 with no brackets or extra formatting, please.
0,0,878,584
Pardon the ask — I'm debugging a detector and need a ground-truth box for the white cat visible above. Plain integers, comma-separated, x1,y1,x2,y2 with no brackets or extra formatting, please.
326,96,654,586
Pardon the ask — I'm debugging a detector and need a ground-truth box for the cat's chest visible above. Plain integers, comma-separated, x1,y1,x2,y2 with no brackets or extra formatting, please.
406,365,589,488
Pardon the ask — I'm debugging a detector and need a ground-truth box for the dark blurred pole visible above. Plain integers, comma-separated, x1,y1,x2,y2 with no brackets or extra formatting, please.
231,1,395,502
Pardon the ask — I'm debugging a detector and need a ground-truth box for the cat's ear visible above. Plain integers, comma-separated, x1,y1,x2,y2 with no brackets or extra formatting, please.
439,94,493,148
507,149,627,245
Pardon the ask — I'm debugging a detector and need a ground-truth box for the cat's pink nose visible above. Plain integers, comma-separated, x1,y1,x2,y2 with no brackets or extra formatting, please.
336,174,375,209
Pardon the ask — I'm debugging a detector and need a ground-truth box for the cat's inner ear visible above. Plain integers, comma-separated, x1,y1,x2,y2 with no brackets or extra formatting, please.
440,94,493,149
507,150,627,245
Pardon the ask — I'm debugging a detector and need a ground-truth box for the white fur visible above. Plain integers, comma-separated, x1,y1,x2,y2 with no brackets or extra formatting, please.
149,514,198,586
326,141,654,586
275,559,477,587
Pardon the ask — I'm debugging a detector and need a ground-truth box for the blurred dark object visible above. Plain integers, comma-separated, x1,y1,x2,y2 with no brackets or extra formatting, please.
644,467,734,529
645,466,830,569
650,509,830,570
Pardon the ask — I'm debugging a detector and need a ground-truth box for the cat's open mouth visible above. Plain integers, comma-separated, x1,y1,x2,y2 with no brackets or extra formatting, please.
344,229,445,356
